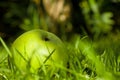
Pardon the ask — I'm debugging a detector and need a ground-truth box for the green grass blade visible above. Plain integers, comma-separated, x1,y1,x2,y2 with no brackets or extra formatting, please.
0,37,12,57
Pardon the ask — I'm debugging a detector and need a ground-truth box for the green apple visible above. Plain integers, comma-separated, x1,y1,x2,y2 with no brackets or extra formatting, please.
12,29,68,73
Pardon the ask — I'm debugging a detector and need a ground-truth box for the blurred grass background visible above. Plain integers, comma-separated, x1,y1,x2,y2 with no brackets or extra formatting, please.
0,0,120,80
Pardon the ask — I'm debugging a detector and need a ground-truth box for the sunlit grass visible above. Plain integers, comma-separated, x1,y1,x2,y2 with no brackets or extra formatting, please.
1,34,120,80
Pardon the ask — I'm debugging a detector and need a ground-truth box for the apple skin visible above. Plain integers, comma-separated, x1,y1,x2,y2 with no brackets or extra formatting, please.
12,29,68,73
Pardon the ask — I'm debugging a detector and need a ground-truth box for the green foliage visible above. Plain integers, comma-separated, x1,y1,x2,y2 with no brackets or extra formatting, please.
0,0,120,80
80,0,114,38
20,3,42,31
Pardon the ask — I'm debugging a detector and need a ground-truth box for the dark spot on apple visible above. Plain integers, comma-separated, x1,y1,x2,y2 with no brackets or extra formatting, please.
43,37,50,41
45,37,49,41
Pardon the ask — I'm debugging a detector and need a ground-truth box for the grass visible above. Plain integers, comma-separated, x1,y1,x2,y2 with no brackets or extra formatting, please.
0,33,120,80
